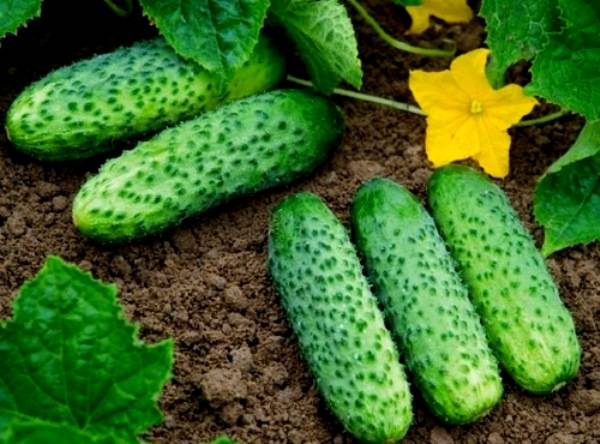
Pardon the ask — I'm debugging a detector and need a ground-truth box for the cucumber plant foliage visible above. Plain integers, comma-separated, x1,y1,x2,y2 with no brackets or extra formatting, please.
0,256,173,443
140,0,362,92
534,122,600,256
392,0,422,6
481,0,600,254
210,436,240,444
0,0,42,39
269,0,362,92
139,0,271,83
1,0,362,93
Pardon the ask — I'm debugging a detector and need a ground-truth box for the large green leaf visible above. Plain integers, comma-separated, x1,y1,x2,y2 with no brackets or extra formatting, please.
0,0,42,40
392,0,422,6
210,436,240,444
270,0,362,93
140,0,270,79
527,0,600,120
480,0,560,86
534,121,600,256
0,256,173,443
3,420,124,444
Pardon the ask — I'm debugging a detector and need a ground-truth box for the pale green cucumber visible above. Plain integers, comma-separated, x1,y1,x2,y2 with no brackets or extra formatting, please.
6,35,284,160
73,90,343,242
351,178,503,424
268,192,412,443
428,165,581,394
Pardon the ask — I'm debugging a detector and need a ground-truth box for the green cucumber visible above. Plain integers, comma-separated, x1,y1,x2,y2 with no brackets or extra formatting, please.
428,165,581,394
268,193,412,443
6,35,285,160
73,90,343,242
351,178,502,424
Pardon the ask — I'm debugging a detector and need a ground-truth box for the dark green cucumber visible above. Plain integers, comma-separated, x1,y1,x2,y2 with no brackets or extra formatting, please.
351,178,502,424
268,193,412,443
73,90,343,242
428,165,581,394
6,35,284,160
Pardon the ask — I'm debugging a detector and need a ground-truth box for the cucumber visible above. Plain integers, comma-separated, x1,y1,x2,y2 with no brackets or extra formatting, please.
427,165,581,394
73,90,343,242
6,35,285,160
268,193,412,443
351,178,502,424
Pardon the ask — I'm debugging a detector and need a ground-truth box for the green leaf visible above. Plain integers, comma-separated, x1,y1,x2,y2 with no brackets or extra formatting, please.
269,0,362,93
0,0,42,40
480,0,561,86
139,0,270,78
4,420,124,444
527,0,600,120
0,256,173,443
534,121,600,256
210,436,240,444
391,0,422,6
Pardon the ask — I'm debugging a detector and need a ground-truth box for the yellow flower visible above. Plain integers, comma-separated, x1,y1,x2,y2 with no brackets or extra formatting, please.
406,0,473,34
409,49,538,178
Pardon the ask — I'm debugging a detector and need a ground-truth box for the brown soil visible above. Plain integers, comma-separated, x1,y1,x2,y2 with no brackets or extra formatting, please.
1,1,599,443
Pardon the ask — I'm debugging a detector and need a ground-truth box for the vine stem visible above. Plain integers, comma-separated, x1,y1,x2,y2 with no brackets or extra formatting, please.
103,0,133,17
515,110,569,127
345,0,455,58
287,75,568,127
287,76,426,116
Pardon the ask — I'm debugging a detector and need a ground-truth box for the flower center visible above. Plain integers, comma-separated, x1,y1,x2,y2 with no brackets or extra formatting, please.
470,100,484,115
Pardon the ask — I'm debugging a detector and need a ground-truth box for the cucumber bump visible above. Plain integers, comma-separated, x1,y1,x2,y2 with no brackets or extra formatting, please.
351,178,502,424
428,165,581,394
73,90,344,242
269,193,413,443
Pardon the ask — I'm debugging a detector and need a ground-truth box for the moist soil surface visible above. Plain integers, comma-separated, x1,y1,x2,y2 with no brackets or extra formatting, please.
1,1,599,443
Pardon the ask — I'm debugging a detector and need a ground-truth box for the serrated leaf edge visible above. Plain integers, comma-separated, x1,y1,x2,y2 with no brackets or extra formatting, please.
0,1,43,41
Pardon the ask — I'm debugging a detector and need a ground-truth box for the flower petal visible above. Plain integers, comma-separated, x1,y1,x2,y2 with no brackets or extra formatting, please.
472,117,511,178
406,6,433,34
426,0,473,24
484,84,538,128
406,0,473,34
409,69,470,114
450,48,494,98
425,112,481,167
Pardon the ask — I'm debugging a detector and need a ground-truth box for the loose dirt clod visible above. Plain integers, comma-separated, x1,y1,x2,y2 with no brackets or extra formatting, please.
200,368,248,407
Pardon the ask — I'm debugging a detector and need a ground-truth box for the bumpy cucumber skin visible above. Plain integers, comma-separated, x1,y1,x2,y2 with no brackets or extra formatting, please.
73,90,344,242
268,193,412,443
351,178,502,425
428,165,581,394
6,35,285,160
